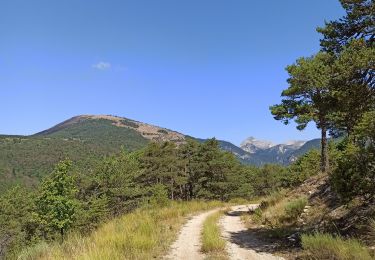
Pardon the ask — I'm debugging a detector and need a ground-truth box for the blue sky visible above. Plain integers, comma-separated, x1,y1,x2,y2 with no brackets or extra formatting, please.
0,0,344,145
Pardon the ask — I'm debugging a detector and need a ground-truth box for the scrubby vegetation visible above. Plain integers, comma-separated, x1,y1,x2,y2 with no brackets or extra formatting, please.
251,194,307,229
1,137,303,259
17,201,224,260
331,111,375,200
0,134,330,258
283,197,307,222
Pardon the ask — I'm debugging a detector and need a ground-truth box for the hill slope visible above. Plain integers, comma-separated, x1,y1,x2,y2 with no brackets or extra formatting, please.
35,115,185,144
0,115,320,191
0,115,186,191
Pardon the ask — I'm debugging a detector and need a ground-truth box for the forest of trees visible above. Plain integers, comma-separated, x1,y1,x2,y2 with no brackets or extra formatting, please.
0,137,320,258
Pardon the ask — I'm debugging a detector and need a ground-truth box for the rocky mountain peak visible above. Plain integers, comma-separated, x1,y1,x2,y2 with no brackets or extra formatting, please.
240,136,276,153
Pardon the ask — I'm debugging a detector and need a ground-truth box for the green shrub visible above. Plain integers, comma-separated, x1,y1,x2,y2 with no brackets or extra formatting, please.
331,112,375,200
150,184,170,207
256,196,307,227
301,233,372,260
288,149,321,185
17,201,224,260
283,197,307,221
252,207,263,224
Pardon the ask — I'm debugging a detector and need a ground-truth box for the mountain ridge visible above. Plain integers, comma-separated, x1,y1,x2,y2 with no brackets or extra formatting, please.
0,114,321,191
35,115,186,144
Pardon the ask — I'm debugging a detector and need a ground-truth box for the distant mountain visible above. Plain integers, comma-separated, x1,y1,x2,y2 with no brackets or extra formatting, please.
195,136,320,166
194,138,253,164
35,115,185,144
217,137,320,166
0,114,321,191
287,138,321,163
0,115,186,191
240,137,275,153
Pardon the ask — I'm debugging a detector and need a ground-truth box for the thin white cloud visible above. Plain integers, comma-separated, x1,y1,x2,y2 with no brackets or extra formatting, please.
92,61,111,70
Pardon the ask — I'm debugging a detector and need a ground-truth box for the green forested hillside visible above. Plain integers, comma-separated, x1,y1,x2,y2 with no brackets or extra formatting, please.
35,118,147,144
0,135,313,258
0,118,149,191
0,116,321,192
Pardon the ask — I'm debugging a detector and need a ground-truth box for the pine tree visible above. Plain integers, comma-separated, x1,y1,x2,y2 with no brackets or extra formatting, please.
90,151,143,215
270,52,335,172
140,142,184,200
329,40,375,135
177,140,199,200
317,0,374,54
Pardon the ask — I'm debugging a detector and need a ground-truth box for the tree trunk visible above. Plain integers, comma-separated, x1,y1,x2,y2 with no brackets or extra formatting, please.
170,179,174,200
321,125,330,173
189,183,193,200
60,227,64,243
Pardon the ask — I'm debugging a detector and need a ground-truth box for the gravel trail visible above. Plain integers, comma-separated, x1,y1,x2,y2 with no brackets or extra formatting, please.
165,205,284,260
220,205,284,260
165,208,220,260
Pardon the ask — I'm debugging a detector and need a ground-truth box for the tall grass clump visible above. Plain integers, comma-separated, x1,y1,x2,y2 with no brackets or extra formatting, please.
228,197,252,205
283,197,307,221
301,233,373,260
249,190,287,226
251,207,264,224
201,210,228,259
16,200,223,260
254,195,307,228
260,189,287,209
16,242,50,260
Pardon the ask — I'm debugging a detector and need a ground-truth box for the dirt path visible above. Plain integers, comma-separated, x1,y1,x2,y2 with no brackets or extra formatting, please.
220,205,284,260
165,208,220,260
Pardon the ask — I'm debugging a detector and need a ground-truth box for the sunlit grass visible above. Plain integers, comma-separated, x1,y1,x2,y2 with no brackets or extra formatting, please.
17,200,224,260
301,233,373,260
260,189,287,208
283,197,307,221
201,210,228,259
251,194,307,228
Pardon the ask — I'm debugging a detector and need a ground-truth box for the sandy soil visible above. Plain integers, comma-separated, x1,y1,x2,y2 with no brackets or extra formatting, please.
220,205,284,260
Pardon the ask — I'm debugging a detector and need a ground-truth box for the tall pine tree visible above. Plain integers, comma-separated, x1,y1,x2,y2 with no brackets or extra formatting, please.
270,52,335,172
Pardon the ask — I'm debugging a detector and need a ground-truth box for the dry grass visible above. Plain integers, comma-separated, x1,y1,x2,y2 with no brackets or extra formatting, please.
16,200,224,260
261,189,287,208
301,233,373,260
252,195,307,228
201,210,228,259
